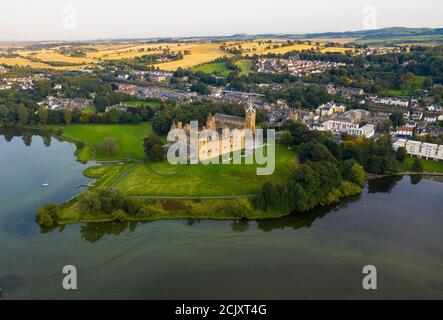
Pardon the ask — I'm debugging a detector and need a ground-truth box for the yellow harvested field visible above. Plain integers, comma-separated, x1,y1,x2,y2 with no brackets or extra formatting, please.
320,47,354,53
0,39,355,71
0,57,49,68
304,38,357,45
20,49,96,64
258,44,317,55
155,43,229,71
224,41,350,56
86,44,164,60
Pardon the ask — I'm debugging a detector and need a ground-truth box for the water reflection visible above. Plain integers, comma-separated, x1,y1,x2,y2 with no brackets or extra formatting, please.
1,127,56,147
38,196,363,243
367,175,403,193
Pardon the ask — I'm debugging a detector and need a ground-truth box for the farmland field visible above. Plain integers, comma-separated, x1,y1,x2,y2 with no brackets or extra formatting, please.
191,59,254,76
155,43,229,71
0,39,354,71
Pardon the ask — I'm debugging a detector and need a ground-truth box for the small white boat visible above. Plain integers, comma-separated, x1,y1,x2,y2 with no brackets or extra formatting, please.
41,183,49,187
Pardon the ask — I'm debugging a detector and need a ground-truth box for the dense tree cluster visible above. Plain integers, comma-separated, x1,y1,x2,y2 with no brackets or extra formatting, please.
256,122,401,213
143,133,165,162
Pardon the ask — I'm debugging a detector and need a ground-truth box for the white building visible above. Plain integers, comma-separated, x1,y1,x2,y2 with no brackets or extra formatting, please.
405,140,422,156
437,146,443,161
348,124,375,138
420,143,439,160
398,140,443,162
322,120,358,132
321,120,374,138
393,139,407,151
396,127,414,137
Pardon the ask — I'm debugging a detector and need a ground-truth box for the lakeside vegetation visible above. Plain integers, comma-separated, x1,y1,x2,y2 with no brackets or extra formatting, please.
32,117,443,229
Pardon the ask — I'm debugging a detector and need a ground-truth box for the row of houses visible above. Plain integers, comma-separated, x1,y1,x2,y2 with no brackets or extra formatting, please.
320,120,375,138
116,71,173,83
370,96,410,108
393,139,443,161
257,56,346,76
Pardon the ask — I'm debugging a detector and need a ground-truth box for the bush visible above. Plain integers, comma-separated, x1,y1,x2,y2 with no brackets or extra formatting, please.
101,138,118,155
111,209,128,222
396,147,407,163
123,199,142,215
77,189,125,214
36,203,59,227
412,158,424,172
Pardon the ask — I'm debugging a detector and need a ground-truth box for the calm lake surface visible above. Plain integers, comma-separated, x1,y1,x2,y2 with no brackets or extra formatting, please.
1,129,443,299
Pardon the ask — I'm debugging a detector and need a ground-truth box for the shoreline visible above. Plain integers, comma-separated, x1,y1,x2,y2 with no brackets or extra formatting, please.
2,126,441,226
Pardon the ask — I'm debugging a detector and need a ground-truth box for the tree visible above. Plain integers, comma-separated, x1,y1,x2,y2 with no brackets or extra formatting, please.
132,113,142,124
389,113,405,129
396,147,407,163
298,142,336,163
37,106,49,124
36,203,59,227
108,109,120,124
78,190,102,213
190,82,211,95
80,112,90,124
280,131,295,146
64,109,72,125
17,104,29,125
150,144,165,162
412,158,424,173
101,138,118,155
0,105,9,123
144,133,164,161
349,163,366,187
323,139,342,160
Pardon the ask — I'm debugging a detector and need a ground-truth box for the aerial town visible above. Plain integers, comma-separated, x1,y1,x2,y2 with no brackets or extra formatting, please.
1,3,443,302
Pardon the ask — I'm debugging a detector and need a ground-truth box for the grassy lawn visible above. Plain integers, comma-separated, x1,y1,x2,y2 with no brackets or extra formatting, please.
63,123,152,161
402,156,443,173
192,62,231,76
379,89,412,97
192,59,254,77
235,59,254,75
113,145,298,197
82,108,96,114
122,101,161,108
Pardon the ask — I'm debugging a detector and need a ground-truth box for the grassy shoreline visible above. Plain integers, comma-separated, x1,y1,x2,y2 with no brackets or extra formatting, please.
21,124,443,227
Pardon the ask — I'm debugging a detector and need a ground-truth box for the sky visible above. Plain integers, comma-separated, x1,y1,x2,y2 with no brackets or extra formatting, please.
1,0,442,41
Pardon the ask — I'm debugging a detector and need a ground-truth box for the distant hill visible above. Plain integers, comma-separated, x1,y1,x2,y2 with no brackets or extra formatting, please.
305,27,443,40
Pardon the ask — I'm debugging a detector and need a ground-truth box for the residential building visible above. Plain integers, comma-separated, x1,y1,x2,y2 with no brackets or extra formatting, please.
393,139,407,151
348,124,375,138
420,143,439,160
396,127,414,137
405,140,423,156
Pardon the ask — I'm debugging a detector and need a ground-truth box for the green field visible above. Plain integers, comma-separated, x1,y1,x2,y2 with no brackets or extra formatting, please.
379,76,427,97
63,123,152,161
402,156,443,173
192,59,254,77
113,145,298,197
356,35,443,46
235,59,254,76
192,62,231,76
122,101,161,108
82,107,96,114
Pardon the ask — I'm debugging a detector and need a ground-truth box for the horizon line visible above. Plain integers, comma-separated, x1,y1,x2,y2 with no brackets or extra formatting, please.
1,25,442,44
